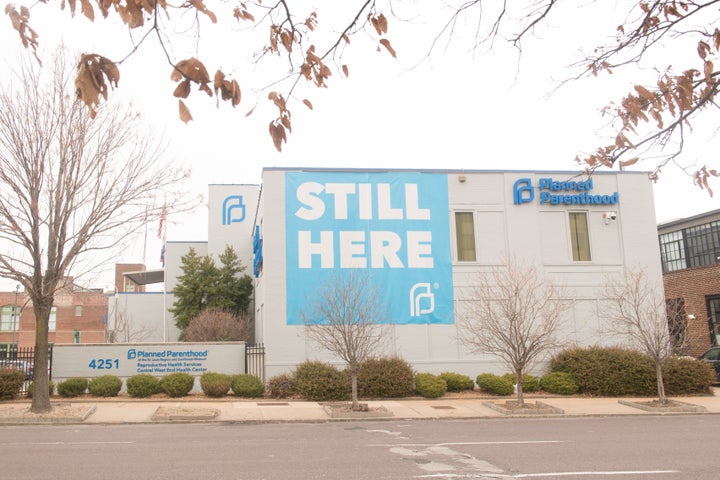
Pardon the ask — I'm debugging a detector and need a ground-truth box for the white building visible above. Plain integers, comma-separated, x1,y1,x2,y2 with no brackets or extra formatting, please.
109,168,663,380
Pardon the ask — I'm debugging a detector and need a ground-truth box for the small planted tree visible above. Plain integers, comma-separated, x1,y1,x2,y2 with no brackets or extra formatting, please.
302,271,389,411
602,267,681,405
170,245,253,338
457,256,570,406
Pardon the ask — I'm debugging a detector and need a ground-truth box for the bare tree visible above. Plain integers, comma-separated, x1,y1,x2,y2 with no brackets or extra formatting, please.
602,268,678,405
457,256,570,406
302,271,389,411
0,49,193,412
183,308,251,342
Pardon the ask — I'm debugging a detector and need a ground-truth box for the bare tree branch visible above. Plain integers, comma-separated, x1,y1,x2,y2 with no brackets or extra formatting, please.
302,270,390,410
457,256,570,406
0,47,196,412
601,267,677,405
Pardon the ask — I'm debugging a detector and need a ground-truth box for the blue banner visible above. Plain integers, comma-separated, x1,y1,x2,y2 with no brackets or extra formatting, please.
285,171,454,325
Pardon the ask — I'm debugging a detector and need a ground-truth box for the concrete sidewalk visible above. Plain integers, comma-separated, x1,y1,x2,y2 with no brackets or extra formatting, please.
1,388,719,425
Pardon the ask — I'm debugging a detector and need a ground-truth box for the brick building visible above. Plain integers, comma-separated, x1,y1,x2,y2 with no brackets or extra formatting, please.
659,209,720,357
0,278,108,353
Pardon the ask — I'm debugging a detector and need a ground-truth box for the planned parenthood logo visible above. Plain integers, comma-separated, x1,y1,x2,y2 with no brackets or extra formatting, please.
410,283,435,317
127,349,137,360
222,195,246,225
513,178,534,205
285,171,454,325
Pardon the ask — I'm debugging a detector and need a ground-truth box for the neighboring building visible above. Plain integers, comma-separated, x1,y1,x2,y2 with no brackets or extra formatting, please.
0,278,108,355
110,168,663,379
658,209,720,356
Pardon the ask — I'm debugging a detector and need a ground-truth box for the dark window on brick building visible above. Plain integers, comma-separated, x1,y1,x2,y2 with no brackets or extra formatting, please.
706,296,720,346
666,297,687,355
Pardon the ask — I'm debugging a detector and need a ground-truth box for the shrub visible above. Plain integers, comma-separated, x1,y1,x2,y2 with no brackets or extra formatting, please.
27,380,55,398
265,373,296,398
127,374,162,398
662,356,716,395
231,374,265,397
439,372,475,392
415,373,447,398
200,372,232,398
356,357,415,398
0,368,25,400
476,373,514,396
549,346,656,396
160,373,195,398
540,372,578,395
57,377,89,397
293,360,350,402
88,375,122,397
501,373,540,393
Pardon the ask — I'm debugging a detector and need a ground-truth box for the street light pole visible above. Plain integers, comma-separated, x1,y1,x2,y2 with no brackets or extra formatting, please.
11,284,19,345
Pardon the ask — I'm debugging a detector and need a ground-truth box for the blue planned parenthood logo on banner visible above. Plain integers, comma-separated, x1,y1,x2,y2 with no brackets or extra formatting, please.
285,171,454,325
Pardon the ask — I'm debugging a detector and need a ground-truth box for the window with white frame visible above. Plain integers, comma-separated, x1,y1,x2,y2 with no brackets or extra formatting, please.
569,212,591,261
454,211,477,262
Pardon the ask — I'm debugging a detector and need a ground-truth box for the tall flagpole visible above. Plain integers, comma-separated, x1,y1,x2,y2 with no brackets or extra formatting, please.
159,204,167,342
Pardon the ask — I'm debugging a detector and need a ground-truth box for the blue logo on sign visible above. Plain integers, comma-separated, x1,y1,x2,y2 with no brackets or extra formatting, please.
127,349,137,360
285,171,454,325
513,178,534,204
222,195,246,225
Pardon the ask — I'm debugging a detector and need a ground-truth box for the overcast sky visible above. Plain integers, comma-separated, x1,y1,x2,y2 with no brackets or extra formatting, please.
1,1,718,290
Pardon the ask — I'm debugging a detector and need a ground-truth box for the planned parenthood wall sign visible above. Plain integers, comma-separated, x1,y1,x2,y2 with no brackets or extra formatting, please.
285,171,454,325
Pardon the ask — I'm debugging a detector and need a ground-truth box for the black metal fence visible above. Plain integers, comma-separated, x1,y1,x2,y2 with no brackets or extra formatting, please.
246,343,265,383
0,345,53,396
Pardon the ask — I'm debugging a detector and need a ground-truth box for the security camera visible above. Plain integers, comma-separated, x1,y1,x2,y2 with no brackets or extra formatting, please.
609,212,617,220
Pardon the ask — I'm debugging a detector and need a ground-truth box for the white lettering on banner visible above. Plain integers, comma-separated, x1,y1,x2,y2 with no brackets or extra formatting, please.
295,182,430,220
298,230,434,269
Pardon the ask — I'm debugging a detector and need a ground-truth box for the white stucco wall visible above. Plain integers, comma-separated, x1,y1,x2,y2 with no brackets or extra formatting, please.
253,169,661,379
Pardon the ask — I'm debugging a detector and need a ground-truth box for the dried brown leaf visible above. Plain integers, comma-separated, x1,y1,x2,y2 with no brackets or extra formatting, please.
379,38,396,58
179,100,193,123
342,65,349,77
173,79,191,98
302,99,313,110
269,121,287,152
80,0,94,21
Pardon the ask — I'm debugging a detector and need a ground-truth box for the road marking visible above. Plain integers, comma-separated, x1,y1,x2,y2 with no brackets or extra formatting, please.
511,472,679,478
1,441,135,446
416,470,679,478
371,441,564,447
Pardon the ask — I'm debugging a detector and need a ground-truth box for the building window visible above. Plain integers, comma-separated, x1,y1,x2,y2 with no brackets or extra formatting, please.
0,305,19,332
569,212,591,261
666,297,687,355
49,306,57,332
659,230,687,272
659,220,720,272
73,330,81,344
685,221,720,268
454,212,476,262
707,296,720,346
75,306,82,317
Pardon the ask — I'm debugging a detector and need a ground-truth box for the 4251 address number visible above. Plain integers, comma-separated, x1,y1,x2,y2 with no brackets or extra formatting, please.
88,358,119,369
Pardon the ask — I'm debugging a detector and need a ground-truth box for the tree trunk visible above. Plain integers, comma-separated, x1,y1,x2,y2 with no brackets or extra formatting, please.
351,365,359,411
515,370,524,406
656,361,667,406
30,298,52,413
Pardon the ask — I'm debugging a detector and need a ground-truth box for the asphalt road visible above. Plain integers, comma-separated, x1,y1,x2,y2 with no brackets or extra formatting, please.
2,415,718,479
